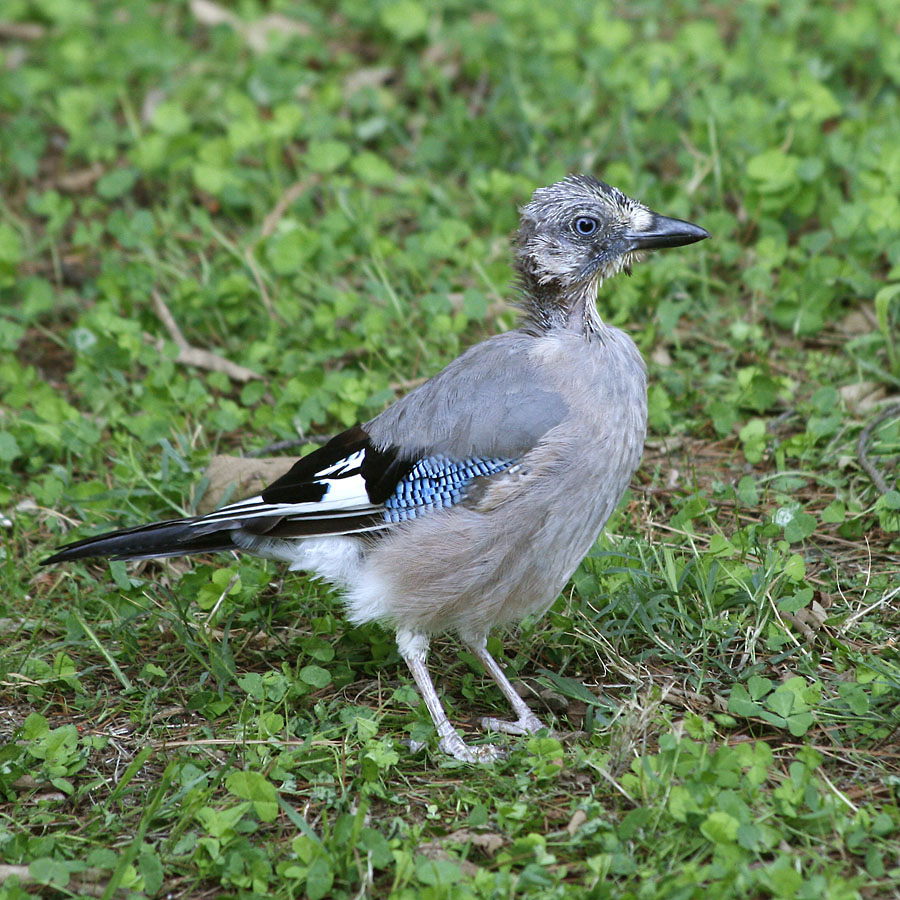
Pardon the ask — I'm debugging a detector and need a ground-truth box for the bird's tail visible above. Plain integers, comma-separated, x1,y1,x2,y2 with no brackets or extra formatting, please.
41,517,237,565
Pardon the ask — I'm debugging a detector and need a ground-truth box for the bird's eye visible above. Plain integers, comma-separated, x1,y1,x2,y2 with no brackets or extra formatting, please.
573,216,598,236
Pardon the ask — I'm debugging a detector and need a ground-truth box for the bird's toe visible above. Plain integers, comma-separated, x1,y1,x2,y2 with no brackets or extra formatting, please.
438,732,506,763
480,711,546,736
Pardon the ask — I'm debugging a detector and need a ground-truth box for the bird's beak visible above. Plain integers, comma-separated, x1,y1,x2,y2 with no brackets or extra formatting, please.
625,214,710,251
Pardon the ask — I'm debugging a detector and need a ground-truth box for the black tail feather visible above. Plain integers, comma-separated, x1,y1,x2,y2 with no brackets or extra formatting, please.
41,517,237,565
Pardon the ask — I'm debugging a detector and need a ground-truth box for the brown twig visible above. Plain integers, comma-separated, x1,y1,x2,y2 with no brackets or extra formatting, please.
0,21,45,39
857,400,900,494
53,162,106,193
149,290,262,383
260,179,315,238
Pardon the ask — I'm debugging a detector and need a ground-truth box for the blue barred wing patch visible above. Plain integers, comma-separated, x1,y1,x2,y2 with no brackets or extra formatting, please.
383,455,514,522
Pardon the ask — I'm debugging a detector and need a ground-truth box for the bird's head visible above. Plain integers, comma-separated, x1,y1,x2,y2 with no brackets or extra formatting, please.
515,174,709,289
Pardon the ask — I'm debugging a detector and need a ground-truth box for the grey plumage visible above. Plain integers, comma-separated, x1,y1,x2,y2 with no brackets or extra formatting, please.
43,175,708,762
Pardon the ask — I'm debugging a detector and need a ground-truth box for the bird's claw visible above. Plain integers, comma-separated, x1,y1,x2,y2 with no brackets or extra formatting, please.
438,732,506,763
480,711,545,736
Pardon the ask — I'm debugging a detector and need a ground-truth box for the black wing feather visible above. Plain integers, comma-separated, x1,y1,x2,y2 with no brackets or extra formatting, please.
261,425,416,506
42,425,422,565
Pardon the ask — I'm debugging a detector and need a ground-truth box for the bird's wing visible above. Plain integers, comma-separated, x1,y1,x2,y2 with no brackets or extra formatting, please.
42,425,518,564
43,333,565,564
242,331,569,539
186,426,401,539
217,425,517,538
228,332,568,538
41,427,390,563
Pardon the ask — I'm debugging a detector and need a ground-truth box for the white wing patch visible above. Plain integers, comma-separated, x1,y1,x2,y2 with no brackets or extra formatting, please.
187,448,380,530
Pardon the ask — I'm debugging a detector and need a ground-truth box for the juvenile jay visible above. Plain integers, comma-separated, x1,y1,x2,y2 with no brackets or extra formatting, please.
44,175,708,762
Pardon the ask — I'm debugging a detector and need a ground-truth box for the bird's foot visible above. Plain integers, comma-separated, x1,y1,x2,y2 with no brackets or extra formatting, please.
438,731,506,763
480,710,545,736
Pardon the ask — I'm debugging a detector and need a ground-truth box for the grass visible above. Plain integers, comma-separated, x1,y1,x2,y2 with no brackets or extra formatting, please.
2,0,900,897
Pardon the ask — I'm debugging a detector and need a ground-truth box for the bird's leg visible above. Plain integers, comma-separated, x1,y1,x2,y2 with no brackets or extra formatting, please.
463,635,546,736
398,629,504,763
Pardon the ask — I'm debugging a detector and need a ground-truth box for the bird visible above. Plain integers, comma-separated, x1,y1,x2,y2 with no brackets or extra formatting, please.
42,175,709,762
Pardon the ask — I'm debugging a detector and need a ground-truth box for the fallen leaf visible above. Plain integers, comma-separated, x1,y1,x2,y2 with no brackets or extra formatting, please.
197,455,296,514
566,809,588,836
838,308,875,335
839,381,889,413
443,829,505,856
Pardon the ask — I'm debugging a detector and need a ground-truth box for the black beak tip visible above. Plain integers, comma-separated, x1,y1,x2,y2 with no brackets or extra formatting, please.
628,214,710,251
683,222,711,243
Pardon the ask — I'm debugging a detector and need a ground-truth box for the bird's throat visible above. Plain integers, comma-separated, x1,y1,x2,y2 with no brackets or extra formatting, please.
519,275,605,338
